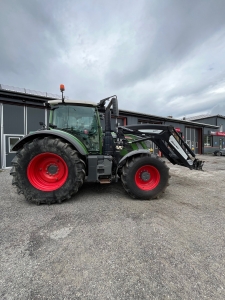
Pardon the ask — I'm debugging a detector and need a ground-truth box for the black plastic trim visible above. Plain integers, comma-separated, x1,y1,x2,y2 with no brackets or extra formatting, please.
118,149,151,168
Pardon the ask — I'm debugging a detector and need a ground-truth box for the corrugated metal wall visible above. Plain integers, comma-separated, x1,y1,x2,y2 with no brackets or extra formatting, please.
0,103,47,168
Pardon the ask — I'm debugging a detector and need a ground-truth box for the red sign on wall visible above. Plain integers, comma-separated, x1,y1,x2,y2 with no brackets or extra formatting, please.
175,128,181,132
211,131,225,136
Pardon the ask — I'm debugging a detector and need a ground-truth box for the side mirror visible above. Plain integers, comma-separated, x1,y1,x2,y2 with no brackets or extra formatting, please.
39,121,47,129
99,113,104,120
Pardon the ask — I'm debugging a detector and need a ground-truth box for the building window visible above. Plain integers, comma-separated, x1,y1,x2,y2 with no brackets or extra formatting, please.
9,137,21,153
204,135,212,146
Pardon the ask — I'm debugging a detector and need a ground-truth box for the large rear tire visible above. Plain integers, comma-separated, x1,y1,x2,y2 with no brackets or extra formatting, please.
10,137,86,205
121,154,170,200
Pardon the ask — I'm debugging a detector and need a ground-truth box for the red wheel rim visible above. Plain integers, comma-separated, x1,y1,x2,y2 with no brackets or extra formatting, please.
27,153,68,191
135,165,160,191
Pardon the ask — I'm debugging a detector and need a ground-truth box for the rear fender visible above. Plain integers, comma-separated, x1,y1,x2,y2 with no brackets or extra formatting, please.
12,130,88,156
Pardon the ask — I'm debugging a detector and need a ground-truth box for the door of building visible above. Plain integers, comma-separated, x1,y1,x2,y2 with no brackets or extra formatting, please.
186,128,199,154
4,134,24,168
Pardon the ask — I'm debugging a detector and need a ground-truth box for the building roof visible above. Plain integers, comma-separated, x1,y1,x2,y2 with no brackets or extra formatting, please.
0,83,66,100
0,84,96,107
0,84,61,107
185,114,225,121
119,109,219,129
0,83,219,129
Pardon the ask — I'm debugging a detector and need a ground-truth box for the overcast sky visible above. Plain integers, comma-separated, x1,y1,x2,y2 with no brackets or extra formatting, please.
1,0,225,118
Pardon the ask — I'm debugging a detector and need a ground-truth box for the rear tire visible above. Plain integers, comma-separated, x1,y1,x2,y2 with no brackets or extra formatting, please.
10,137,86,204
121,154,170,200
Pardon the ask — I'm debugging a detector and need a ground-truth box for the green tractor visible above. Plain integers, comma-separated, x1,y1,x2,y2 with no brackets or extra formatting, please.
10,85,204,205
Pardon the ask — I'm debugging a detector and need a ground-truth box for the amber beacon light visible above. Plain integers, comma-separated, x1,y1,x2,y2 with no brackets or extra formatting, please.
60,84,65,103
60,84,65,92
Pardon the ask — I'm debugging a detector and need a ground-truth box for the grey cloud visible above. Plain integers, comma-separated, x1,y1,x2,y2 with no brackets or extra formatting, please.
107,0,225,88
210,102,225,116
0,0,69,87
0,0,225,119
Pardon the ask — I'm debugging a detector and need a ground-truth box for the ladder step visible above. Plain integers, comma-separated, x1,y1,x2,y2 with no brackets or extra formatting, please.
99,178,111,184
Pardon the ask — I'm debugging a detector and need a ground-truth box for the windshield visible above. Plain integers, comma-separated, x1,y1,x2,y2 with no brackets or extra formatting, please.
52,105,100,152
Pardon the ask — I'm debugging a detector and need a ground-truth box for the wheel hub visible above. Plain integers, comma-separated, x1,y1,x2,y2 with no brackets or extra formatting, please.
140,171,150,181
47,164,58,175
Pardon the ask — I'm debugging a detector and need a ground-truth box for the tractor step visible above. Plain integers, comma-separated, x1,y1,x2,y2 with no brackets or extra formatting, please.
99,178,111,184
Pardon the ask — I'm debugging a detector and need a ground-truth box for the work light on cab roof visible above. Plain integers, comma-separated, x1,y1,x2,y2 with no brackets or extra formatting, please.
60,84,65,92
60,84,65,103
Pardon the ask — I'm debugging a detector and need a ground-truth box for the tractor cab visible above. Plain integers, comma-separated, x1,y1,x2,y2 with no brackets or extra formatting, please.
48,100,102,153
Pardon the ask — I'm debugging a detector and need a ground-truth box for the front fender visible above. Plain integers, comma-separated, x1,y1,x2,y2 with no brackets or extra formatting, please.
117,149,151,169
12,130,88,156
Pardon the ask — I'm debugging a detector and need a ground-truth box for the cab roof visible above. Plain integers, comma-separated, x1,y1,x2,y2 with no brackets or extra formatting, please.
47,99,97,106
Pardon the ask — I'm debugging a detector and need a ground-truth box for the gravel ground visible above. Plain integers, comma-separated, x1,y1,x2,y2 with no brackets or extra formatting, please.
0,155,225,300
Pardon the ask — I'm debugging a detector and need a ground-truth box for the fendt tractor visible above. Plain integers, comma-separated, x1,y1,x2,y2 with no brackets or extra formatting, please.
10,85,204,205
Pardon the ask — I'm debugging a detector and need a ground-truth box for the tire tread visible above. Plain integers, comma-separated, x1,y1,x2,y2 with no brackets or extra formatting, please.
121,154,170,200
10,137,86,205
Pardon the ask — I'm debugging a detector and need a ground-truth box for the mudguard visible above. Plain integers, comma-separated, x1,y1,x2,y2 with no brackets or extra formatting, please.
12,130,88,155
117,149,151,169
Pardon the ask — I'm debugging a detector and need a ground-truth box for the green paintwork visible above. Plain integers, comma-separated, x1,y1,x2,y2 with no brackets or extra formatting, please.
120,134,150,157
50,129,88,154
140,141,148,149
120,148,129,156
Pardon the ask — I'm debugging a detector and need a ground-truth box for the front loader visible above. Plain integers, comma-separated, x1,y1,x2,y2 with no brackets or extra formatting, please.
10,85,204,205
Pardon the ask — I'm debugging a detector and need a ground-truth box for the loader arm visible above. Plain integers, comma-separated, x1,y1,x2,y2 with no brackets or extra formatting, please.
119,124,204,170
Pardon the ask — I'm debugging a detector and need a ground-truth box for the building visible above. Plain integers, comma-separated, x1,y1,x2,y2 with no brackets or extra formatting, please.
185,114,225,153
0,84,59,169
112,110,220,155
0,84,220,169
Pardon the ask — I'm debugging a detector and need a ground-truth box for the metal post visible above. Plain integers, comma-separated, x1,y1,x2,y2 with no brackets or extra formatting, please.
0,103,4,169
24,106,27,135
45,108,48,127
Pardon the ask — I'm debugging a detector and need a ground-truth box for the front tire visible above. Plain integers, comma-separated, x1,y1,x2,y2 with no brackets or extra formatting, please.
10,137,86,204
121,154,170,200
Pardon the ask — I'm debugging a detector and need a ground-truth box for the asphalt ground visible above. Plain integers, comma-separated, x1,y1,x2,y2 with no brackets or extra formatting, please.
0,155,225,300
